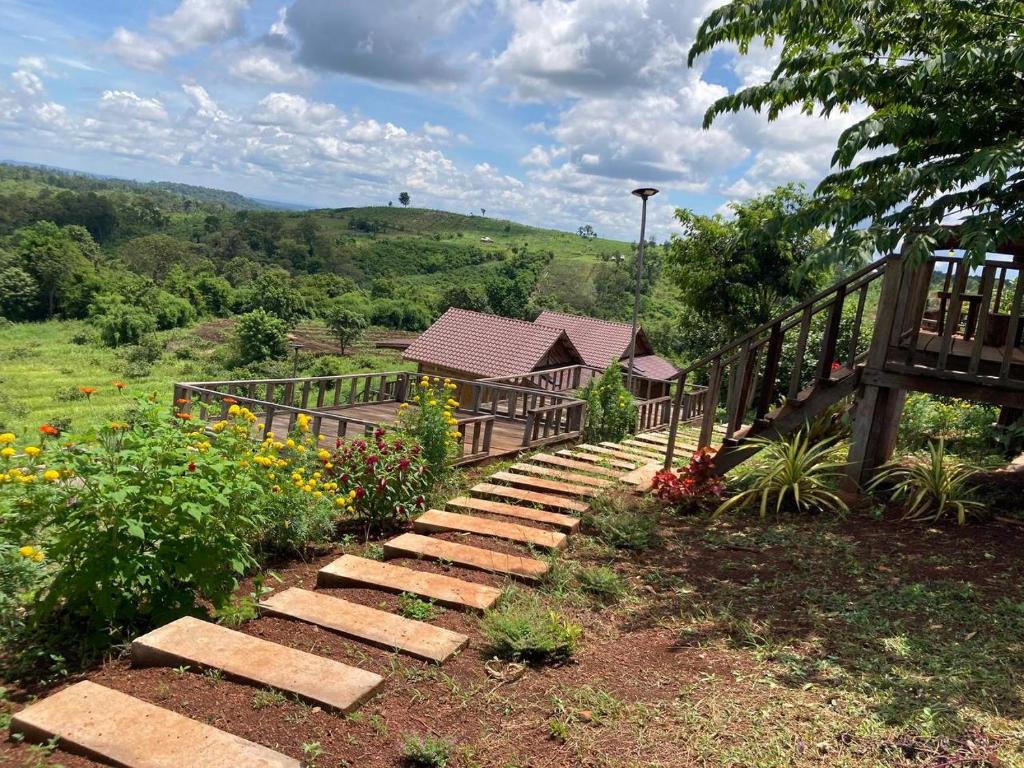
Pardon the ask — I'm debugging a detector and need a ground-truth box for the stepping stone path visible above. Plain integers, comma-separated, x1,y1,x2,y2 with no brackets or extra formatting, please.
318,554,502,611
11,681,300,768
260,587,468,663
384,532,550,581
413,509,567,550
132,616,383,713
13,429,680,765
446,496,581,532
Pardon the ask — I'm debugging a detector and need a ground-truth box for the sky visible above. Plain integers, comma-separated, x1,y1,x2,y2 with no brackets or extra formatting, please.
0,0,868,240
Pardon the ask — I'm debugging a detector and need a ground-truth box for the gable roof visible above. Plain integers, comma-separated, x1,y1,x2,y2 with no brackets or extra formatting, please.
403,308,583,378
534,310,652,369
625,354,679,382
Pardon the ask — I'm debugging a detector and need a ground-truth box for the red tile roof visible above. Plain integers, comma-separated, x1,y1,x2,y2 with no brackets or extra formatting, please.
403,308,582,377
534,310,652,369
626,354,679,382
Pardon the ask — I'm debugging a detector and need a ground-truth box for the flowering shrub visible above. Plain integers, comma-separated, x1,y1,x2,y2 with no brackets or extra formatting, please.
652,447,725,513
581,366,636,443
397,375,462,479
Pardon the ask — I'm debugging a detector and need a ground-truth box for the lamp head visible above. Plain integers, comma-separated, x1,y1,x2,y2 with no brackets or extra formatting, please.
631,187,659,200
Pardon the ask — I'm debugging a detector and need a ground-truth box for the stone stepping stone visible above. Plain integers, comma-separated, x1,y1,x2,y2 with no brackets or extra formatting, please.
385,532,549,581
260,587,467,663
507,462,612,488
318,555,501,612
447,496,581,533
10,681,300,768
471,482,589,514
575,444,646,463
620,461,665,491
556,449,638,471
531,453,625,479
489,470,600,498
414,509,567,551
132,616,382,713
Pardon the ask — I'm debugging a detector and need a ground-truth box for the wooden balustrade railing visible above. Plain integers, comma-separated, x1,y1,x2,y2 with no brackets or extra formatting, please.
662,257,891,468
480,363,674,399
522,400,587,447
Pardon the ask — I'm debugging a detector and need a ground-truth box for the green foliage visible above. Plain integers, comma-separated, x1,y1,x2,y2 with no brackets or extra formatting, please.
370,298,432,330
397,592,440,621
586,492,660,551
323,303,367,354
480,591,581,664
0,541,44,649
397,376,462,481
234,308,288,364
869,440,984,526
152,290,197,331
581,366,636,443
89,293,158,347
717,432,849,518
7,220,100,319
0,261,38,320
237,269,307,323
438,283,489,314
575,565,629,603
401,733,452,767
899,394,997,454
690,0,1024,266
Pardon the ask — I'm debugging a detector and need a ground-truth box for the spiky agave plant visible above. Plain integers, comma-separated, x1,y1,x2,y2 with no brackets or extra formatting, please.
715,431,848,518
868,439,983,526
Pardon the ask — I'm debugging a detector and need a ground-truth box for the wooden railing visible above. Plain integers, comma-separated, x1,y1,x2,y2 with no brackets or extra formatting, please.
662,257,891,467
634,384,708,432
480,363,673,400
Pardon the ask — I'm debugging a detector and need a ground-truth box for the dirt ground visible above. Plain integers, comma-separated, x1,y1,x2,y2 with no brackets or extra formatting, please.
2,502,1023,768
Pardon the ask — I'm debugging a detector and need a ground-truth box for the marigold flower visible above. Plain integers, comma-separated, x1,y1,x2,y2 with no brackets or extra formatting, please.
18,545,33,557
222,397,237,405
43,469,60,482
112,381,125,390
24,446,41,458
187,462,196,472
0,447,15,459
79,387,97,397
0,433,15,444
175,412,192,421
39,425,59,438
109,422,130,431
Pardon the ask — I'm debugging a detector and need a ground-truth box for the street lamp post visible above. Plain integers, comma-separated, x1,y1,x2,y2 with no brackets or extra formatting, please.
626,187,659,393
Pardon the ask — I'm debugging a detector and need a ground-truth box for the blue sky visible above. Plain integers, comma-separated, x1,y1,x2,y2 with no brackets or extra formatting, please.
0,0,865,240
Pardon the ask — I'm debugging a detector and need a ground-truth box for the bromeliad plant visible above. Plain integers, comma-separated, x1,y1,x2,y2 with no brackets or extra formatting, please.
868,439,984,526
716,431,848,518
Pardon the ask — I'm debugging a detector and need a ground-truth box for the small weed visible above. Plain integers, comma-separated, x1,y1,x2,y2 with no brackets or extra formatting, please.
301,740,324,766
369,712,389,737
547,717,569,742
398,592,440,621
401,733,453,767
251,688,287,710
173,665,191,676
576,565,628,603
585,492,660,550
364,543,385,561
480,590,581,664
203,667,223,685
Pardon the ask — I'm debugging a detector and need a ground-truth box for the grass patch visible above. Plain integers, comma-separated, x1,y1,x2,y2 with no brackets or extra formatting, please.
480,590,581,664
576,565,629,603
397,592,441,621
400,733,453,767
585,492,660,550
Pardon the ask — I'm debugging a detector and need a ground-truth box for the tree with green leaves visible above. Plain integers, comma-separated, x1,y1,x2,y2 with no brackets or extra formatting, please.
323,304,368,355
398,192,411,207
690,0,1024,265
666,185,830,341
10,221,97,318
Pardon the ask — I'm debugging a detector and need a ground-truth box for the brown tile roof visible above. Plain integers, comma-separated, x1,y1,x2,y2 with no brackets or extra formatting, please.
403,308,582,378
534,310,652,369
626,354,679,381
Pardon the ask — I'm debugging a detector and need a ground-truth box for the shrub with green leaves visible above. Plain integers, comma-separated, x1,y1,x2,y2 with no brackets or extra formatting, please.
89,293,157,347
869,439,984,526
397,375,461,481
716,431,848,518
480,591,581,664
401,733,453,767
576,565,628,603
233,308,288,365
586,492,660,550
581,366,636,443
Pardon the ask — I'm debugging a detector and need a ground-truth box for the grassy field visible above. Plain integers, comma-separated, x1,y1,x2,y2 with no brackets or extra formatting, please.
0,320,412,435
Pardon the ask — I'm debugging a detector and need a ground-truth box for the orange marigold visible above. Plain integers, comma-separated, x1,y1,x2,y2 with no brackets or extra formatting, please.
112,381,125,390
175,412,193,421
38,424,60,438
78,387,97,396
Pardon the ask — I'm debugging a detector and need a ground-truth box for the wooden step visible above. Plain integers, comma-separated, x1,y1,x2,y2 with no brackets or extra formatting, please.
318,555,501,611
507,462,612,488
489,470,599,498
622,439,671,455
530,453,625,478
634,433,698,451
471,482,589,513
11,681,300,768
259,587,467,663
555,450,637,471
607,441,664,458
576,444,646,463
384,532,549,581
414,509,567,550
132,616,382,713
447,496,581,532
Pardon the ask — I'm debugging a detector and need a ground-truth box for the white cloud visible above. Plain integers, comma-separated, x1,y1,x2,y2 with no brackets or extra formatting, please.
423,122,450,139
230,51,310,86
106,27,173,70
11,70,43,96
100,90,169,122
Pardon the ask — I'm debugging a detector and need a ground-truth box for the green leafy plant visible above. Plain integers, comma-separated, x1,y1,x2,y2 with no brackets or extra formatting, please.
401,733,453,767
576,565,628,603
716,431,848,518
480,591,581,664
397,592,439,621
585,492,660,550
581,366,636,443
233,308,288,365
869,440,984,526
396,375,462,481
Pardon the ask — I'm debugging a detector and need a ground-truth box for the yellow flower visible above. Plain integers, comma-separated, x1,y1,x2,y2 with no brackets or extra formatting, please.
212,420,228,433
0,433,15,444
336,497,347,508
24,446,40,458
296,413,312,433
18,545,33,557
296,444,305,453
43,469,60,482
227,404,241,417
318,449,330,461
0,447,15,460
427,399,438,407
0,474,8,484
313,490,323,499
399,402,409,410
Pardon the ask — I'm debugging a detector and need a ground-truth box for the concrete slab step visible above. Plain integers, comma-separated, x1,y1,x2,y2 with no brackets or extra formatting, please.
11,681,300,768
132,616,382,713
575,444,646,463
318,555,501,612
447,496,581,533
530,453,625,478
620,461,664,491
259,587,467,663
556,449,639,471
489,470,600,498
471,482,589,514
414,509,567,550
507,462,612,488
384,532,549,581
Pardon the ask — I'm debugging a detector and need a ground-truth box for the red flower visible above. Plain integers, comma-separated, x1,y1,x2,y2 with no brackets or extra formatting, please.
79,386,97,397
354,486,366,500
374,427,385,439
366,455,379,466
222,397,237,405
175,398,190,406
336,439,342,449
394,439,404,451
39,424,60,438
112,381,125,390
830,361,842,372
188,462,196,472
415,495,425,508
398,458,410,471
340,473,350,484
